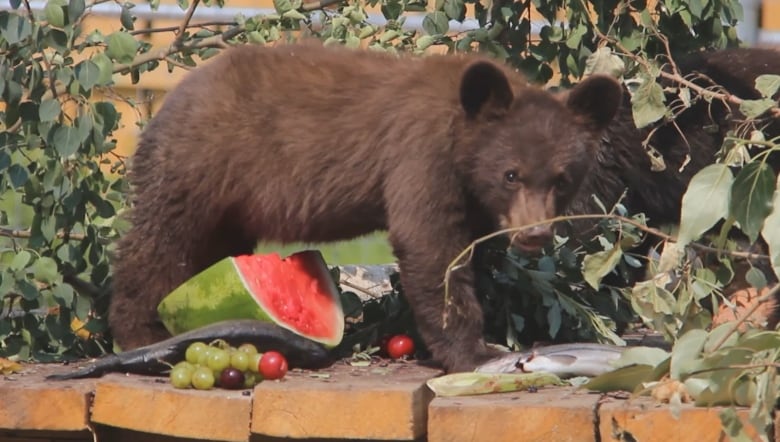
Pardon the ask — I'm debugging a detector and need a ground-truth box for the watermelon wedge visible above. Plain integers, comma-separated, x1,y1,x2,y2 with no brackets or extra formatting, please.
157,250,344,348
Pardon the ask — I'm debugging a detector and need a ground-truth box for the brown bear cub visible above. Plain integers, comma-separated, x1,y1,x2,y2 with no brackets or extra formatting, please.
110,43,622,373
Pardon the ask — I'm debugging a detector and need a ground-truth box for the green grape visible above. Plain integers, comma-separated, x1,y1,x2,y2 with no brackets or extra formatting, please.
185,342,208,365
230,351,250,372
237,343,258,355
207,348,231,372
248,353,264,373
191,366,215,390
244,371,260,388
173,361,196,373
198,346,215,366
170,365,194,389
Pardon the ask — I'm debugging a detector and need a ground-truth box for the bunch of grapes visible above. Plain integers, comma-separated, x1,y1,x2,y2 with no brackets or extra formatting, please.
169,341,288,390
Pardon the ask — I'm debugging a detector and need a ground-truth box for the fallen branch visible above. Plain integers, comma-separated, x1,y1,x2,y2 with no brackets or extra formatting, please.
442,212,771,328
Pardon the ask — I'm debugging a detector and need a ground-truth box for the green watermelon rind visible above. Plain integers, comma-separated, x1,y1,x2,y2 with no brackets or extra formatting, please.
157,252,344,348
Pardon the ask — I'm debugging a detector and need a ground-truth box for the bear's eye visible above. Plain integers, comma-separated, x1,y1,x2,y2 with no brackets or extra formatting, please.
504,170,520,184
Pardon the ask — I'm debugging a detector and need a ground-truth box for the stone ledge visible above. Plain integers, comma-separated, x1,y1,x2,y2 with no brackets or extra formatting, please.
91,374,253,442
1,362,776,442
251,362,435,440
600,398,764,442
0,364,94,433
428,387,599,442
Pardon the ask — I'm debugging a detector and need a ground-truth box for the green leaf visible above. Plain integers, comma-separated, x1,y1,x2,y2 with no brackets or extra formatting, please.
739,98,775,119
565,24,587,50
687,0,704,18
7,164,29,188
381,0,402,20
106,31,139,64
45,1,66,27
91,53,114,86
282,9,306,20
670,328,707,380
52,125,81,157
120,4,135,30
729,161,775,243
52,283,74,305
38,99,61,122
273,0,293,14
584,364,656,392
76,113,93,143
584,47,625,78
68,0,86,22
11,250,32,271
423,11,449,35
93,102,119,137
761,177,780,280
443,0,464,21
755,74,780,98
415,35,435,50
744,267,767,290
581,246,623,289
17,280,39,300
0,150,10,171
75,60,100,90
33,257,60,283
546,300,561,338
678,164,733,246
631,80,666,128
2,12,33,44
614,347,670,368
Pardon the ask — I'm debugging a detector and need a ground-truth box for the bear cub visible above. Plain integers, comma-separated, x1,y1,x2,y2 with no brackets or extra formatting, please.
110,43,622,373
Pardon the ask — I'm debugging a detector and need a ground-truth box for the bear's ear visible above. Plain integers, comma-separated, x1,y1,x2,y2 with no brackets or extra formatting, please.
460,61,514,119
565,75,623,131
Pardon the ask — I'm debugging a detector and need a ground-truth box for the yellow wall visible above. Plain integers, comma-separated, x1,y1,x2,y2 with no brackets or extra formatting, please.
763,0,780,29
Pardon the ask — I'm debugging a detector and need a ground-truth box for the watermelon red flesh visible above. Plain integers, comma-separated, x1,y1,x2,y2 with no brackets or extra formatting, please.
157,250,345,348
235,252,340,342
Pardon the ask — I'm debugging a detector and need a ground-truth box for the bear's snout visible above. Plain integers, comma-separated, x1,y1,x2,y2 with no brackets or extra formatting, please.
511,225,553,254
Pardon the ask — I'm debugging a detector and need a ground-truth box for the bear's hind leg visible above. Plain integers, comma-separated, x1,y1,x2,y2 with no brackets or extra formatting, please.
109,207,255,350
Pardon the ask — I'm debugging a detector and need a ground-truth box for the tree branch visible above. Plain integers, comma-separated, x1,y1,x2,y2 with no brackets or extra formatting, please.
589,25,780,119
442,212,772,328
0,228,86,241
112,26,243,73
129,20,237,36
173,0,201,48
301,0,345,11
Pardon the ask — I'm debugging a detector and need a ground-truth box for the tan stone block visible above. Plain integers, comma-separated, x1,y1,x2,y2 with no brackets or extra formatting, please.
428,386,599,442
251,363,439,440
0,366,93,432
91,374,252,442
600,398,763,442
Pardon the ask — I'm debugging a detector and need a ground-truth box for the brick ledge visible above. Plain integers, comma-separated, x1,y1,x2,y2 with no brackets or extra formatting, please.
1,362,775,442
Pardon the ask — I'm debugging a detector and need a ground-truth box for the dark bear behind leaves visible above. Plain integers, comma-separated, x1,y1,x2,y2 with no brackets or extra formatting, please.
109,43,622,372
569,47,780,229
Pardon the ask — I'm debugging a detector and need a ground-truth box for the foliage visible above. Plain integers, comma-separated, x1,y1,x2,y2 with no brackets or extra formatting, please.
1,0,125,360
1,0,779,437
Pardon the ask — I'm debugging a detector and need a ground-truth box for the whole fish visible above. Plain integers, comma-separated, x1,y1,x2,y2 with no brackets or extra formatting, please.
475,343,628,377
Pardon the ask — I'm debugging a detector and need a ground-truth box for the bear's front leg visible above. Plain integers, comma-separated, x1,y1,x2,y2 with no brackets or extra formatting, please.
393,247,502,372
383,155,508,372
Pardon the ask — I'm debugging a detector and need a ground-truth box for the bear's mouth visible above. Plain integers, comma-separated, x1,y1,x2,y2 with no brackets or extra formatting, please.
513,238,548,254
510,226,553,254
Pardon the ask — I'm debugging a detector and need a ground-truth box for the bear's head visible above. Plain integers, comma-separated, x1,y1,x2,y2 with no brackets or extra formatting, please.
455,61,622,253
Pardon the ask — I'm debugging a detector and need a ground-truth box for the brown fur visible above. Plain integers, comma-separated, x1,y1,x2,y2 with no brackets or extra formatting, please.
109,43,622,372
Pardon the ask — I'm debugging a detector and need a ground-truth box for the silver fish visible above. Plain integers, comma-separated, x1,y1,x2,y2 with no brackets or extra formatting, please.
475,343,627,377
